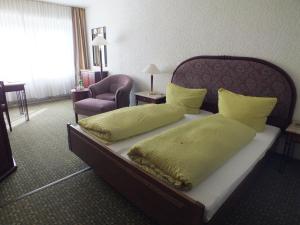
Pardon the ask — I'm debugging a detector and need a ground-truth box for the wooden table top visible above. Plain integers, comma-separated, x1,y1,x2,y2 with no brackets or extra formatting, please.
3,82,26,92
135,91,166,100
71,88,90,93
4,82,25,86
286,121,300,135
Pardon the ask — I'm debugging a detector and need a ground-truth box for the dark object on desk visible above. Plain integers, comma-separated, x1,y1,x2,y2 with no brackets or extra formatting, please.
68,56,296,225
134,91,166,105
80,70,108,88
73,75,133,123
0,81,12,131
0,104,17,182
281,121,300,170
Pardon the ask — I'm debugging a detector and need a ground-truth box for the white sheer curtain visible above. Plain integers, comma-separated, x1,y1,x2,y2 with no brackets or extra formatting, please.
0,0,75,102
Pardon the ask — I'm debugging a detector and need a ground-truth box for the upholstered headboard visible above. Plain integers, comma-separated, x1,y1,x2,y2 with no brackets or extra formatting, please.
172,56,296,130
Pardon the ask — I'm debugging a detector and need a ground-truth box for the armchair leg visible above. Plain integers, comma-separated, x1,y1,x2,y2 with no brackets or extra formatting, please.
75,113,78,124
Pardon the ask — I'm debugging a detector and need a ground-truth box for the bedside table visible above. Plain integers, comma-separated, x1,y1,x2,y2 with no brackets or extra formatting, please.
135,92,166,105
280,121,300,170
71,88,90,108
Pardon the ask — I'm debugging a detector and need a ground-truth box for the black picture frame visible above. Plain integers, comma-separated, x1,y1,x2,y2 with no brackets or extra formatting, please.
92,26,107,67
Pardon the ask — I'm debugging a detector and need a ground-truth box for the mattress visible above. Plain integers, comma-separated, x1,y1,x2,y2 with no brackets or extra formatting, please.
74,111,280,222
185,124,280,221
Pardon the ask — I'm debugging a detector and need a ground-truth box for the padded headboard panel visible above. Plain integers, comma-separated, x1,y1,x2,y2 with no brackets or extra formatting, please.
172,56,296,129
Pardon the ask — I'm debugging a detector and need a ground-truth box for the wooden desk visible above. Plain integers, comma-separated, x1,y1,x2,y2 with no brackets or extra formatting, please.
0,104,17,182
4,82,29,121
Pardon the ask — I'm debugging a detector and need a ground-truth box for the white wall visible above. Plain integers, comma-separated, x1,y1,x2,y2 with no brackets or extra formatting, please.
86,0,300,120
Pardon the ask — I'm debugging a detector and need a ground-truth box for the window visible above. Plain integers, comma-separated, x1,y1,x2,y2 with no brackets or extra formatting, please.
0,0,75,101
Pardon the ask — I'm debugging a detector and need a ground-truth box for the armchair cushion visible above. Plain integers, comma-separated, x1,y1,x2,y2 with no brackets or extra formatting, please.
96,93,115,101
74,98,116,117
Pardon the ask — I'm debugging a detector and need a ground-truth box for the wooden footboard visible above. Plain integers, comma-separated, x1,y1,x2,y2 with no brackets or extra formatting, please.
67,124,205,225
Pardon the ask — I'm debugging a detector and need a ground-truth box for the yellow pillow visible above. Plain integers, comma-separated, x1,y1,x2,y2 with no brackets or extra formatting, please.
166,83,207,114
218,88,277,132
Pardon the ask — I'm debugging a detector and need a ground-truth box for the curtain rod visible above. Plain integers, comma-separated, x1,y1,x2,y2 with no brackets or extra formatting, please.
35,0,87,9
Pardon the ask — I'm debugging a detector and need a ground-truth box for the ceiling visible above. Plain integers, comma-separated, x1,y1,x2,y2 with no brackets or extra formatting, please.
38,0,97,7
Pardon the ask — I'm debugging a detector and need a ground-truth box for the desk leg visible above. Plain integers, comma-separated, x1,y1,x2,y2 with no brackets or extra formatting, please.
23,90,29,121
16,91,24,115
3,93,12,132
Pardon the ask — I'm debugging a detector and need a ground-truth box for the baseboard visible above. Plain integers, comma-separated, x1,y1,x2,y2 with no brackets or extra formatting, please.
8,95,71,108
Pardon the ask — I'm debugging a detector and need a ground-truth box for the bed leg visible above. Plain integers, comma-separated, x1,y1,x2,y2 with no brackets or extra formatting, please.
67,123,72,151
75,113,78,123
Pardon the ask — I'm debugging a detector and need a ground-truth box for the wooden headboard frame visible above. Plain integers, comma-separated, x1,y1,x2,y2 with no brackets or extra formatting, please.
172,55,297,130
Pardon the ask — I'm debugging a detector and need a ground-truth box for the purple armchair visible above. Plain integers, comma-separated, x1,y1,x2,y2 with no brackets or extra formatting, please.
74,75,133,123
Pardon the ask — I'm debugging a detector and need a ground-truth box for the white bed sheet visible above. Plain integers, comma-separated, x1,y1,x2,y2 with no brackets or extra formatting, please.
74,111,280,222
185,124,280,221
108,110,212,153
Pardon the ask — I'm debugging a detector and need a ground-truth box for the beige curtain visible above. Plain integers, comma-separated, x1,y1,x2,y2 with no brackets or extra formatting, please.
71,7,90,84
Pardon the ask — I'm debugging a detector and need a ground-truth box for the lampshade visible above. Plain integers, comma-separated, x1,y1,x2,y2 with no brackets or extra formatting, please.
92,36,108,46
143,64,160,75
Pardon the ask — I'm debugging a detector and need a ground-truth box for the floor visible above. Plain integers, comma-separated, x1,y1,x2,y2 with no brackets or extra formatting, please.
0,100,87,205
1,100,300,225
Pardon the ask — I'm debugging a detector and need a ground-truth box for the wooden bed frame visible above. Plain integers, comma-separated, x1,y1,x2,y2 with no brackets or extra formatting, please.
67,56,296,225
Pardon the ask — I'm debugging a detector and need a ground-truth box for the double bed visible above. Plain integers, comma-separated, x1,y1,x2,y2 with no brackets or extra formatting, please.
67,56,296,225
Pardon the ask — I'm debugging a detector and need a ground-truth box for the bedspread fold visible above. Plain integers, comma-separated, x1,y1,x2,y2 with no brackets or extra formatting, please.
128,114,256,190
79,104,184,144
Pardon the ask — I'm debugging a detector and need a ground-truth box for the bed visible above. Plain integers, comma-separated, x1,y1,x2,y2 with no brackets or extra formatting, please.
67,55,296,225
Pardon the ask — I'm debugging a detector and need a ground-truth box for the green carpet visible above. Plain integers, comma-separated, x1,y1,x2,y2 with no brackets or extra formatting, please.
1,154,300,225
0,170,155,225
0,100,87,204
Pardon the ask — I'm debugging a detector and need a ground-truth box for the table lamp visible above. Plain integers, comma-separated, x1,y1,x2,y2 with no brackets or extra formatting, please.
92,36,108,78
143,64,160,95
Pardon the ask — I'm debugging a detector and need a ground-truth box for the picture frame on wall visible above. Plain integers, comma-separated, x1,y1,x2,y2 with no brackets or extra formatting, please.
92,26,107,67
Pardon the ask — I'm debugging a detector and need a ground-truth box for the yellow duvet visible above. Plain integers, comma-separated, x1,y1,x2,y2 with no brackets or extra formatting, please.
128,114,256,190
79,104,184,144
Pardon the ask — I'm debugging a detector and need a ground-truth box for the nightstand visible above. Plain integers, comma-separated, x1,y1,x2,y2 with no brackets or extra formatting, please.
71,88,90,108
135,92,166,105
280,121,300,170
